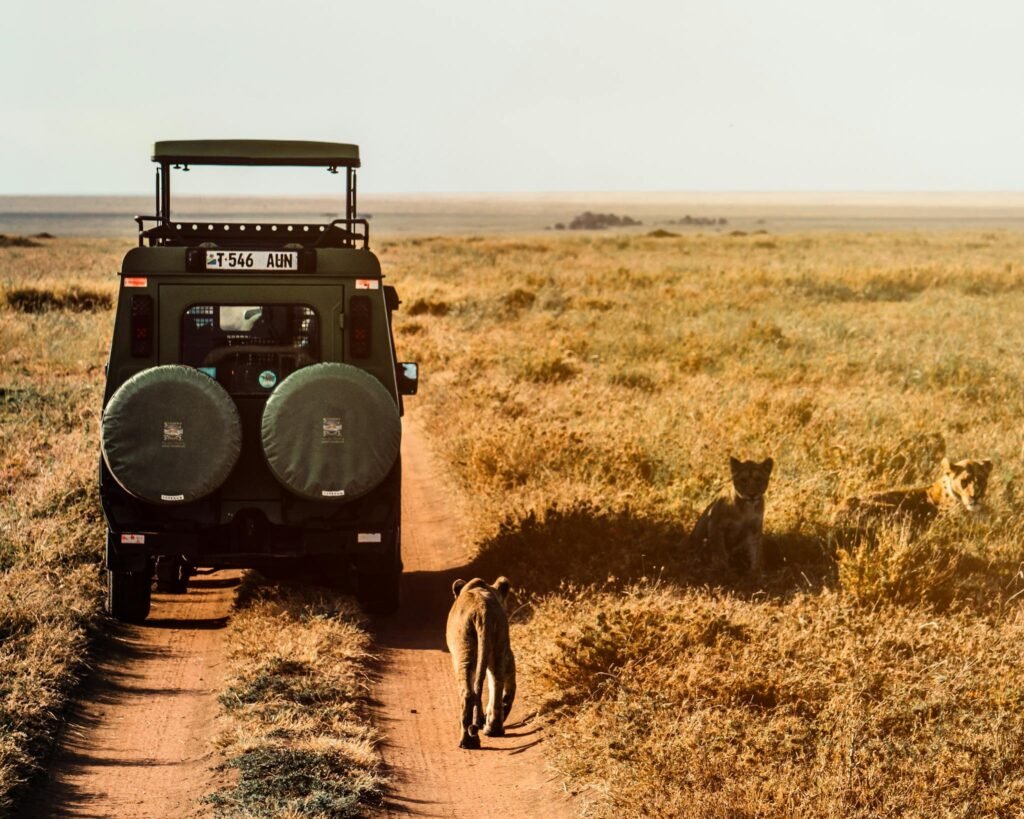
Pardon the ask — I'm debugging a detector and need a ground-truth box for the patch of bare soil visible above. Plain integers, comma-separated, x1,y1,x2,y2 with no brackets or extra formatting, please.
24,572,240,818
373,418,574,818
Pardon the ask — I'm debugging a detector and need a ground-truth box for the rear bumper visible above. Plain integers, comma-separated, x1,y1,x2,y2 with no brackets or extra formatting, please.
105,522,397,572
100,454,402,573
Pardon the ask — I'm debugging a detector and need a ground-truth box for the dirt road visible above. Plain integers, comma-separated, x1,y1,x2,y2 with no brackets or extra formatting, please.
26,573,239,818
374,419,574,817
26,419,571,818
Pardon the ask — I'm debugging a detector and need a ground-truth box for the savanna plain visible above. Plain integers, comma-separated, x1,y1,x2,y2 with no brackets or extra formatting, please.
3,226,1024,817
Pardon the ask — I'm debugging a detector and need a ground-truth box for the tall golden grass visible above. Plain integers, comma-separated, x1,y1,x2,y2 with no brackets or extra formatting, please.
387,230,1024,816
0,239,121,808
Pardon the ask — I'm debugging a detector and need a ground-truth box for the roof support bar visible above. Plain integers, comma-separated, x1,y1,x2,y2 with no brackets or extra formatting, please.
160,162,171,224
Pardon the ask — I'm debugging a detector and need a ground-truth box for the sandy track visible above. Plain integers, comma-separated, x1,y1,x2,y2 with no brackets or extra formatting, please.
374,419,573,818
25,572,239,818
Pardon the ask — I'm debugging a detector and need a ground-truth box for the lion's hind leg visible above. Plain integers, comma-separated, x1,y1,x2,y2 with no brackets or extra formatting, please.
501,648,517,721
457,635,481,749
482,665,506,737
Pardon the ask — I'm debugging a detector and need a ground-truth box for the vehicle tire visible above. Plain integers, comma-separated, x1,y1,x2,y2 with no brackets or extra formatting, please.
101,365,242,505
107,569,152,623
355,548,401,615
261,363,401,502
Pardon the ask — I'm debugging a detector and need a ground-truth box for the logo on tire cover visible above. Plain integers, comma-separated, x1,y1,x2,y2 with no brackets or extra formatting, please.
162,421,185,448
322,417,344,443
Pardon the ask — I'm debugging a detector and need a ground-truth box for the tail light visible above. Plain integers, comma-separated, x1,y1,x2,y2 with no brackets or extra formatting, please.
130,295,153,357
349,295,371,358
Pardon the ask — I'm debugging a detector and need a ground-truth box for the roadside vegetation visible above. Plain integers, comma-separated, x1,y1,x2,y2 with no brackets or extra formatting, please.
0,238,120,809
386,230,1024,816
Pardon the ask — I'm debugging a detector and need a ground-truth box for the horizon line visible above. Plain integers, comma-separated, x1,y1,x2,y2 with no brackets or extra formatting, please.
4,189,1024,199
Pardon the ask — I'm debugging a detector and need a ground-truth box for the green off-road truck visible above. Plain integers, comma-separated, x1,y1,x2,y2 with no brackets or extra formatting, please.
99,140,417,622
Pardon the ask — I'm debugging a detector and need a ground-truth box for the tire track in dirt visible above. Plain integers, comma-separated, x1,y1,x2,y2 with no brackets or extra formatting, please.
24,572,239,818
373,417,574,818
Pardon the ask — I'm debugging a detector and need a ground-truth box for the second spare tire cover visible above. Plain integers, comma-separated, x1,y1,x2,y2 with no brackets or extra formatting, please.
261,363,401,502
101,365,242,504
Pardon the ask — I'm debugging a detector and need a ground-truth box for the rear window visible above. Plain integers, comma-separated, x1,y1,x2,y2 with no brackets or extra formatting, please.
181,304,320,395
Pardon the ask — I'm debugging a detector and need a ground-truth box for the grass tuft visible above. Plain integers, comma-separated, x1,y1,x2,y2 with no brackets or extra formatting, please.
206,747,378,818
4,285,112,313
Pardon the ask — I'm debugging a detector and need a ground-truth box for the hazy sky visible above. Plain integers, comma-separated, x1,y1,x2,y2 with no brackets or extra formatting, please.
3,0,1023,194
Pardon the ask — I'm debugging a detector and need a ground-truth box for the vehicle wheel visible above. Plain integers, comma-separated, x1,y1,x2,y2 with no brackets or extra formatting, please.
355,553,401,615
155,555,190,594
107,569,152,623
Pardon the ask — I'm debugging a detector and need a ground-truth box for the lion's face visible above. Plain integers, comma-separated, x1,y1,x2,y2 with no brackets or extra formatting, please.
729,456,774,500
943,458,993,512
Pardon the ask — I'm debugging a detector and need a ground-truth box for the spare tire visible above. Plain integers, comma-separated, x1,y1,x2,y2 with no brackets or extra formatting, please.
101,365,242,504
261,363,401,502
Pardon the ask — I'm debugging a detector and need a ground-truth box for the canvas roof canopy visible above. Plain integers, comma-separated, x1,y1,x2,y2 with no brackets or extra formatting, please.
152,140,360,167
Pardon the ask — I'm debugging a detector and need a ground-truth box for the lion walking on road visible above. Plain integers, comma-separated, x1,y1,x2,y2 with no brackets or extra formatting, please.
445,576,517,749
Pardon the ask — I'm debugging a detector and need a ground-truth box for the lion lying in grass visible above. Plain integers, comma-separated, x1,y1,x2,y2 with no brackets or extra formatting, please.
445,576,517,749
835,457,993,533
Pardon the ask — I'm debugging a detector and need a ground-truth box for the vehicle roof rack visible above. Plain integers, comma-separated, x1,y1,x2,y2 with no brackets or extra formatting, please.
153,140,360,167
137,139,368,250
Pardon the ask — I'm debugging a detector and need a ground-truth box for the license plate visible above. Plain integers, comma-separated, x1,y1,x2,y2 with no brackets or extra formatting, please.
205,250,297,271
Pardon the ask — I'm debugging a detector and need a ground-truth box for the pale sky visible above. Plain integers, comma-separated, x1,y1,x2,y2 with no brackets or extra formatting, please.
3,0,1023,194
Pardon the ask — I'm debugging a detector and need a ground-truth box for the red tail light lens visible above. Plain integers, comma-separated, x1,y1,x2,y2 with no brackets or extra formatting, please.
130,295,153,357
349,295,371,358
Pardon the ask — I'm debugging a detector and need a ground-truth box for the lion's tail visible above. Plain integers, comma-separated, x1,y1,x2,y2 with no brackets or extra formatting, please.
472,619,488,704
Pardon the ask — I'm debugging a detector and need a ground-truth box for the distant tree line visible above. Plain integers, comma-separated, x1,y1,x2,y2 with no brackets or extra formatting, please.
549,212,729,230
552,211,642,230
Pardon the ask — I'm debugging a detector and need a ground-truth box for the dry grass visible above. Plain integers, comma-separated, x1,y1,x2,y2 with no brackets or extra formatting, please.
204,577,384,817
520,585,1024,817
382,229,1024,816
0,239,121,809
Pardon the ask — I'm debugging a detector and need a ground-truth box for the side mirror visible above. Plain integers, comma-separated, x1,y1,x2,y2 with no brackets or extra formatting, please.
398,362,419,396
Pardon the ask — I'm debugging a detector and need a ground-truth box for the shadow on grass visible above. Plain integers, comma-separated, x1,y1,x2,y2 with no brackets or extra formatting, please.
462,501,837,603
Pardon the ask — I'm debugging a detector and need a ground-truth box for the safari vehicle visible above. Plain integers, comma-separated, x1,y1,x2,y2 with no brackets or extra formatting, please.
99,140,417,622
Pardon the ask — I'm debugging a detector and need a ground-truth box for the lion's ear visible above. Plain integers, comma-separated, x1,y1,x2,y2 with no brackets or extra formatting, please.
729,456,742,473
980,459,994,477
452,579,467,599
761,457,774,476
493,576,511,603
941,457,953,474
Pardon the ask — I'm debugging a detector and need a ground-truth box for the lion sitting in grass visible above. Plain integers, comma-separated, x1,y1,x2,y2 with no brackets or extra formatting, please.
835,457,993,533
445,576,517,749
690,456,774,574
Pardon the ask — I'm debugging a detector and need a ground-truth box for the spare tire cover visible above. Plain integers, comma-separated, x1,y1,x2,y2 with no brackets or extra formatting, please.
261,363,401,502
101,365,242,504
